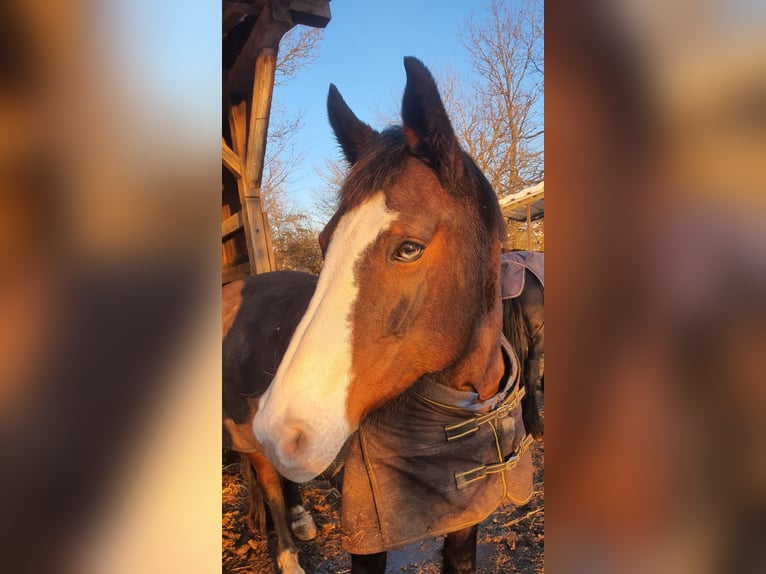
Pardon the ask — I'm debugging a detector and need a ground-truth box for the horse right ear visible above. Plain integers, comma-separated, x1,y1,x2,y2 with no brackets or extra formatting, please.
401,56,463,188
327,84,377,165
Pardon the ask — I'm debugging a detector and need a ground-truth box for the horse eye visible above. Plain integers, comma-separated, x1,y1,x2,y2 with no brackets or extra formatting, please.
394,241,425,262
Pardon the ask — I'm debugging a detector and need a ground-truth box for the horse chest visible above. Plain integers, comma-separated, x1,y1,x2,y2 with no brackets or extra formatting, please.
340,339,534,554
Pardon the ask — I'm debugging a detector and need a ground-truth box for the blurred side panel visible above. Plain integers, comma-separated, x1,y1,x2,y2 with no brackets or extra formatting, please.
546,0,766,572
0,1,221,572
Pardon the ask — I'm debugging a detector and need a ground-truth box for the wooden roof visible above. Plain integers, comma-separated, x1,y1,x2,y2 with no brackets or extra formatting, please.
223,0,331,66
498,181,545,222
224,1,331,36
223,0,331,100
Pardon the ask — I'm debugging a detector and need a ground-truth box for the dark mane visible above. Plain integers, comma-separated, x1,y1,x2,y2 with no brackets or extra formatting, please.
337,126,410,211
463,154,508,244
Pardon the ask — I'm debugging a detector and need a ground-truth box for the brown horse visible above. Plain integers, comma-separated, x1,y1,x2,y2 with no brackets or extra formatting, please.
223,264,544,572
252,57,537,574
222,264,544,573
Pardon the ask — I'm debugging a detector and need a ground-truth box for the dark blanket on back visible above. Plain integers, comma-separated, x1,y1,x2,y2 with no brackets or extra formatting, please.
500,251,544,299
341,337,534,554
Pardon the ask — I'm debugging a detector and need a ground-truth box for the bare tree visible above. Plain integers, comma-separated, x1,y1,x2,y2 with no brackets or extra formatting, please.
306,0,545,242
265,25,322,183
275,27,323,86
261,143,324,272
259,27,325,272
310,156,347,225
454,0,544,197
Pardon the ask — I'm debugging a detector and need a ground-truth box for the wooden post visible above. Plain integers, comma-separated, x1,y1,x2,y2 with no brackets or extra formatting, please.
223,1,331,279
526,204,533,250
244,48,278,274
227,102,257,271
221,203,235,269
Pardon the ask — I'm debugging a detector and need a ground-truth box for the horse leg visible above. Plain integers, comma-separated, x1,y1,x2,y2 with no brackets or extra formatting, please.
351,552,387,574
282,478,318,541
245,452,304,574
443,525,478,574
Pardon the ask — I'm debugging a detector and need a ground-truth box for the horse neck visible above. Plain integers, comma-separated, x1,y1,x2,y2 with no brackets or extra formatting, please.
444,293,505,402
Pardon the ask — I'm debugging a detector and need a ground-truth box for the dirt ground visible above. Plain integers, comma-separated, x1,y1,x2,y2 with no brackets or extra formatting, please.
222,433,544,574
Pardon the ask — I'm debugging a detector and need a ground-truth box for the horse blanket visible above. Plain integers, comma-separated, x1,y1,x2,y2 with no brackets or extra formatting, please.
500,251,544,299
340,337,534,554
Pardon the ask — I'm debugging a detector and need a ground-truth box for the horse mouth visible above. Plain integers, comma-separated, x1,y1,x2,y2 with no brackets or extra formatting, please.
253,405,343,483
262,441,329,483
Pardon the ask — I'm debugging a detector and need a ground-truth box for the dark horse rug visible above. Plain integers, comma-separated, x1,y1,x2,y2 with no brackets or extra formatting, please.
340,337,534,554
500,250,544,299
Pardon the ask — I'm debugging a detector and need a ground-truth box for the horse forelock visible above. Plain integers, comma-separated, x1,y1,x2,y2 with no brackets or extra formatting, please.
332,127,504,243
336,127,409,212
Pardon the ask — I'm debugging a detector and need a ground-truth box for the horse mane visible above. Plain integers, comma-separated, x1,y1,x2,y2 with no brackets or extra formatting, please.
502,296,544,438
502,296,529,368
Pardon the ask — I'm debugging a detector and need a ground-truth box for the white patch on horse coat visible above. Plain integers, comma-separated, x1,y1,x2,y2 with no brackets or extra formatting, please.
276,549,304,574
253,192,396,482
290,505,317,541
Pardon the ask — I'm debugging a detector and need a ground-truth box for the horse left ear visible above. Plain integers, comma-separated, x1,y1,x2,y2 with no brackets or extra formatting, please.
327,84,377,165
401,57,463,185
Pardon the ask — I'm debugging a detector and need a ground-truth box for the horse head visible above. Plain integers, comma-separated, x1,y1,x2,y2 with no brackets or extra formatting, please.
253,57,506,482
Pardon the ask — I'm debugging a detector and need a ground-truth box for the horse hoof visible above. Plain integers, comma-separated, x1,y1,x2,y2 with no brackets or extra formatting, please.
290,505,318,541
277,549,305,574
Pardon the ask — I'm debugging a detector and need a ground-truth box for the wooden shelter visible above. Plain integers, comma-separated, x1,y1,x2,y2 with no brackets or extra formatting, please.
222,0,331,284
498,181,544,250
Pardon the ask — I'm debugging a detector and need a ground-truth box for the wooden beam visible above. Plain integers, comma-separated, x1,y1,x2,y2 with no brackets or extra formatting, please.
243,47,277,273
229,100,247,157
222,262,251,285
288,0,332,28
526,204,533,250
222,138,242,178
222,210,244,238
227,101,257,274
498,182,544,216
222,204,236,269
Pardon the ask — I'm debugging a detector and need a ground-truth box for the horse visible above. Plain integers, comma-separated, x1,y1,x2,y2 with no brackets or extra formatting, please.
222,261,544,572
252,57,539,574
223,271,321,574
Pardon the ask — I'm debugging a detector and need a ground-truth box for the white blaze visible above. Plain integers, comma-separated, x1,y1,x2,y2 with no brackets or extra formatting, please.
253,192,395,480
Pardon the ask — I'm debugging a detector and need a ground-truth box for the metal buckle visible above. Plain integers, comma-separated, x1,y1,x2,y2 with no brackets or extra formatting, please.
443,386,525,442
454,433,534,490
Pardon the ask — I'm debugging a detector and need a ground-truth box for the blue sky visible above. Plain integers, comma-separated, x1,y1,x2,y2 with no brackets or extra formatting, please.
271,1,490,216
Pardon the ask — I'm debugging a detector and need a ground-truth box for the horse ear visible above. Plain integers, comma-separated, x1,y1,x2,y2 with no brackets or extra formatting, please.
327,84,377,165
401,57,462,183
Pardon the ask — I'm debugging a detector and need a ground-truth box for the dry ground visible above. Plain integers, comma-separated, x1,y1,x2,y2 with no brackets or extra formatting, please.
222,437,543,573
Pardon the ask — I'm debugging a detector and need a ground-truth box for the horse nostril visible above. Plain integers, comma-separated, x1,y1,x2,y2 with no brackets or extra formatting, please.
280,426,306,462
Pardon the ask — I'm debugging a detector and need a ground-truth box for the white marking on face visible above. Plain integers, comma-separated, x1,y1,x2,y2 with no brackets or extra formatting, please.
253,192,396,481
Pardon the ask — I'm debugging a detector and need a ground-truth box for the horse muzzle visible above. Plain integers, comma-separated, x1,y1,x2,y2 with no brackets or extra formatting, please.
252,399,349,483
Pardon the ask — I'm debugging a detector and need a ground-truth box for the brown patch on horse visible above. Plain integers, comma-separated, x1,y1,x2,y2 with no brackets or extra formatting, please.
223,396,264,453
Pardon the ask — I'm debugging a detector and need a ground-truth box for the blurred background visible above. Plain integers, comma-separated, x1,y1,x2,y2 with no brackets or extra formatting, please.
0,1,220,572
546,0,765,573
0,0,763,572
